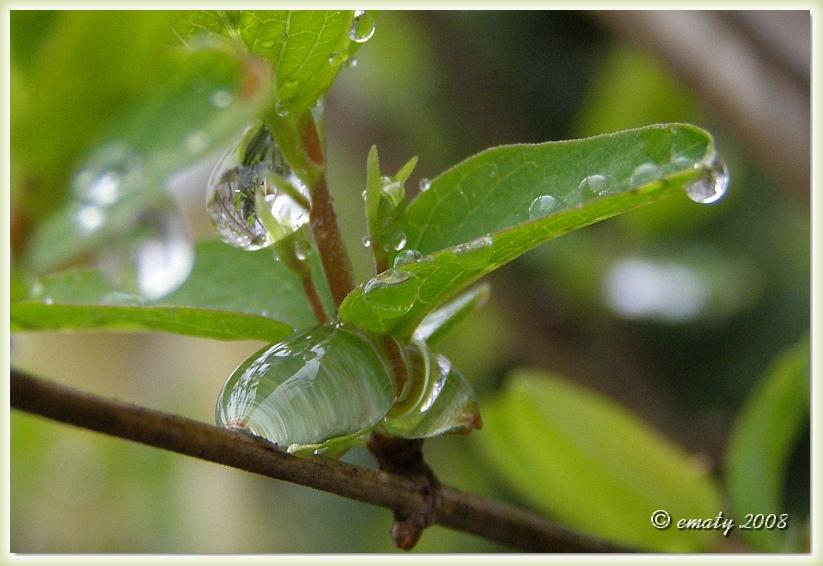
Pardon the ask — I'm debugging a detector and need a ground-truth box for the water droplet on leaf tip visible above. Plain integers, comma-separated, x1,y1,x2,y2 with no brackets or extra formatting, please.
349,10,375,43
528,195,559,220
419,178,431,192
629,162,664,190
685,154,729,204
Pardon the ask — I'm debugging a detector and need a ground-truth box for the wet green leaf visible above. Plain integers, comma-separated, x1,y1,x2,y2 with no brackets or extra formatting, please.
475,370,722,552
24,44,273,275
340,124,720,336
11,240,321,341
724,336,810,552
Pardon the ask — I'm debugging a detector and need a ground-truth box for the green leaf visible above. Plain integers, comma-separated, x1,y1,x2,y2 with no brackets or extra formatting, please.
340,124,720,336
24,43,273,274
11,240,322,341
724,336,810,552
475,371,723,552
176,10,357,116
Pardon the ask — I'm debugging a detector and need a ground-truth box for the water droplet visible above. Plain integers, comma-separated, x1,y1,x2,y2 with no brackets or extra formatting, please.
210,89,233,108
419,178,431,192
72,142,145,206
362,236,371,248
578,174,619,197
294,239,310,261
328,51,344,66
686,153,729,204
380,178,404,208
259,39,275,49
43,297,54,306
393,249,422,267
363,269,416,318
184,130,211,155
629,162,663,190
347,57,358,68
390,230,407,251
274,102,289,117
453,235,493,270
361,190,367,200
206,123,311,250
528,195,559,220
75,204,106,235
97,201,194,300
670,150,698,171
349,10,375,43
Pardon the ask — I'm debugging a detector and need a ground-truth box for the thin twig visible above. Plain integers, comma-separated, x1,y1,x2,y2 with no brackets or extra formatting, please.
10,368,635,553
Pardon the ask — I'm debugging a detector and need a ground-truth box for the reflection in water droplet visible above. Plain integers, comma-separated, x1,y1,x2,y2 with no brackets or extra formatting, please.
98,201,195,300
75,204,106,235
419,178,431,192
685,153,729,204
349,10,375,43
72,141,145,206
393,249,422,267
578,174,619,197
629,162,663,189
363,269,416,318
528,195,559,219
454,236,493,269
206,123,311,251
210,89,233,108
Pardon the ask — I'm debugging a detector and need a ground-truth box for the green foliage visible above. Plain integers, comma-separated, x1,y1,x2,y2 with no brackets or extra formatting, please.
475,371,722,552
724,337,810,552
10,9,807,554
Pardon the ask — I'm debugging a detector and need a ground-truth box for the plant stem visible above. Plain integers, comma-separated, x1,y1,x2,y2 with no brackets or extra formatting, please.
276,243,329,324
10,368,636,553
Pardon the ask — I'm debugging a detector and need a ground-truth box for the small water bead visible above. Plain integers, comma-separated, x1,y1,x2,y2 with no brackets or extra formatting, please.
629,162,664,190
293,239,311,261
528,195,559,220
349,10,375,43
578,174,619,197
419,178,431,192
346,57,358,68
388,230,407,252
274,102,289,117
328,51,345,66
685,153,730,204
206,123,310,251
454,235,493,270
361,190,367,200
362,236,372,247
97,202,194,300
210,89,233,109
363,269,416,318
393,249,422,267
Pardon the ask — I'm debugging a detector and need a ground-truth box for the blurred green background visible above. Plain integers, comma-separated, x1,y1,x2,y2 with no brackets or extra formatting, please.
9,11,810,552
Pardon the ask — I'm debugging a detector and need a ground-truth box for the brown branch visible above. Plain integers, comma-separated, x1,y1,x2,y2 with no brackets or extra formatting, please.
10,368,635,553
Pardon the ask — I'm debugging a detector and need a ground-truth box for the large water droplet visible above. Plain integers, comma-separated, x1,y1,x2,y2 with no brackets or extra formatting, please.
685,153,729,204
629,162,663,190
453,236,493,270
97,201,194,300
206,123,311,251
349,10,375,43
393,249,422,267
72,141,146,206
578,174,619,197
528,195,559,220
363,269,416,318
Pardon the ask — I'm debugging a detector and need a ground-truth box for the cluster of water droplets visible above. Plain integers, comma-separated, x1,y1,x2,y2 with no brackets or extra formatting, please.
206,122,311,251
